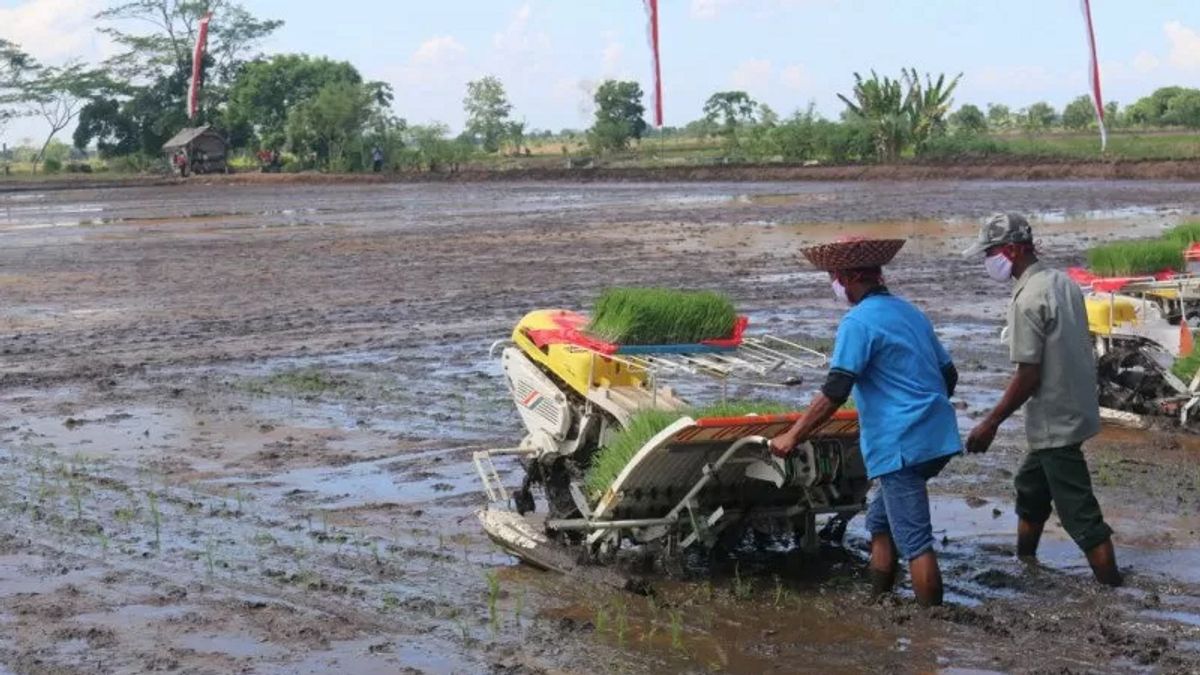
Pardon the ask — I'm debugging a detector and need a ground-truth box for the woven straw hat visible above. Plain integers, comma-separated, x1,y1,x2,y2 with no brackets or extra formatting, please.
799,238,905,271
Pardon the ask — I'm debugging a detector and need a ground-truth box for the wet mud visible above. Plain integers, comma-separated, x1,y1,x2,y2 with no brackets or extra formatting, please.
2,180,1200,673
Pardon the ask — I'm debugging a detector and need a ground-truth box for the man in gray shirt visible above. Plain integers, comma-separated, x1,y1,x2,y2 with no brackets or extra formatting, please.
963,213,1121,587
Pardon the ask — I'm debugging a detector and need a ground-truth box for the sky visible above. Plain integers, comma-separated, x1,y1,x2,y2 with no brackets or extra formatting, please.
2,0,1199,146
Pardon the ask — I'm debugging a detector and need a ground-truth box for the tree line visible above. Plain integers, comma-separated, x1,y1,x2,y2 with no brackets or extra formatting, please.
2,1,1199,173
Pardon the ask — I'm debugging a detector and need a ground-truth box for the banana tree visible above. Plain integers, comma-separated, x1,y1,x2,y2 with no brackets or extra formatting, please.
903,68,962,156
837,71,906,162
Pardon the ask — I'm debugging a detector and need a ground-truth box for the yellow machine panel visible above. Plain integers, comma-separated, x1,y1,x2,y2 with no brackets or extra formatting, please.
1086,296,1138,336
511,310,648,397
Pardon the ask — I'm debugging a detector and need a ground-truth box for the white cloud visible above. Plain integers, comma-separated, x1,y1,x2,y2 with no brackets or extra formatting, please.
690,0,726,20
731,58,772,92
1133,50,1161,74
1165,21,1200,71
973,65,1061,92
0,0,110,64
780,64,811,91
492,2,550,59
602,41,625,76
691,0,831,20
411,35,466,67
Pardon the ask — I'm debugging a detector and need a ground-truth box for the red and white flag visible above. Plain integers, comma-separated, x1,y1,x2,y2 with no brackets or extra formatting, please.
643,0,663,128
1080,0,1106,151
187,13,212,120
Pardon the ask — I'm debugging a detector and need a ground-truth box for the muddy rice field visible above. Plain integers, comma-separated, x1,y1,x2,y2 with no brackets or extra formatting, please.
4,178,1200,673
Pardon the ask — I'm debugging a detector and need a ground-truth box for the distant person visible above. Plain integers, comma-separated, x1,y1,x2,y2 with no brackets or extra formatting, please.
963,213,1122,587
770,238,961,607
372,146,384,173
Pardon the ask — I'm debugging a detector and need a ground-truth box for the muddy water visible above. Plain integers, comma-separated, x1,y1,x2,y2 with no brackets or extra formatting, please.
1,180,1200,672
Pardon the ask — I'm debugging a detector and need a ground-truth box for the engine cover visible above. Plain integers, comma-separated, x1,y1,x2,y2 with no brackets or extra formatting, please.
502,347,573,455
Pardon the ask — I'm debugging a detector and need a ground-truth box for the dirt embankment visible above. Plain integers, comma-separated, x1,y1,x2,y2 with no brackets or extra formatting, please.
5,156,1200,193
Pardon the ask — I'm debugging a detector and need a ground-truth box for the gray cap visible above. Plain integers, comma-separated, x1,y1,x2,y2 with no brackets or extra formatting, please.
963,212,1033,257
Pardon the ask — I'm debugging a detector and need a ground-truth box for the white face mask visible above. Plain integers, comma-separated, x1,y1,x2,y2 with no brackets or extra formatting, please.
985,252,1013,281
831,278,849,303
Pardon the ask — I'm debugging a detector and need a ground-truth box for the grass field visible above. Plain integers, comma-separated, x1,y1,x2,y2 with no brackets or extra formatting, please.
3,129,1199,180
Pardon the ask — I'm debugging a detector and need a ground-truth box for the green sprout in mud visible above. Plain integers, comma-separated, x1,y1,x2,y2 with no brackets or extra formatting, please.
204,539,217,579
613,597,629,648
773,574,787,609
147,491,162,551
380,592,401,613
68,479,84,522
96,532,110,559
595,605,609,634
645,596,660,641
450,610,472,646
732,562,753,601
485,571,502,635
513,588,526,629
234,488,246,516
669,610,685,651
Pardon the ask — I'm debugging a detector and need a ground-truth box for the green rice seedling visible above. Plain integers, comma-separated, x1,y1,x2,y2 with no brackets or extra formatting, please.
732,562,752,601
513,588,526,629
584,400,798,497
1166,221,1200,246
645,595,660,640
485,571,501,635
380,592,401,613
584,409,680,496
669,610,685,651
773,575,786,609
68,480,83,522
97,532,110,559
204,539,217,579
1173,347,1200,383
1086,239,1184,276
614,597,629,647
451,610,471,645
147,492,162,550
586,288,737,345
594,604,609,634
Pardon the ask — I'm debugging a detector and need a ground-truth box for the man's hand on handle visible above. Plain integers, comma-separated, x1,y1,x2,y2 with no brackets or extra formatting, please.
769,431,801,458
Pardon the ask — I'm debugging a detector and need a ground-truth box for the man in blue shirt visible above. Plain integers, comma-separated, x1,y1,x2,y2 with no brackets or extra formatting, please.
770,238,961,606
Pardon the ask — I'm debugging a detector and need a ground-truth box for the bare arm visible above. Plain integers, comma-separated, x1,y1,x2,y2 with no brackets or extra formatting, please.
769,392,840,457
966,362,1042,453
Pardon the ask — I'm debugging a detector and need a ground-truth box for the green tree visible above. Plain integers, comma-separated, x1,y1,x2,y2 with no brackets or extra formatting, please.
505,120,526,155
97,1,281,86
838,70,907,162
758,103,779,127
225,54,363,150
1104,101,1123,129
1126,87,1190,126
0,39,37,140
1061,95,1095,130
1022,102,1057,130
285,80,382,170
703,90,759,145
463,76,513,153
82,0,282,155
588,80,647,153
986,103,1012,129
22,63,106,171
949,104,987,135
1163,90,1200,129
902,68,961,154
74,69,189,157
